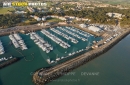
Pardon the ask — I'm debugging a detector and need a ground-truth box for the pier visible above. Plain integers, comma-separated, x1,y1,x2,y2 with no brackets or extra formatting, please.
0,57,19,69
32,29,130,85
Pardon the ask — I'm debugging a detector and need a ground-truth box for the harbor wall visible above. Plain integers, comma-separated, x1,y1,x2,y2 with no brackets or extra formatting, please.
0,58,19,69
32,29,130,85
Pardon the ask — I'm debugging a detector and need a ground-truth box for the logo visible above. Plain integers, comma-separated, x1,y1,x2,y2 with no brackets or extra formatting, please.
11,2,28,7
3,1,47,7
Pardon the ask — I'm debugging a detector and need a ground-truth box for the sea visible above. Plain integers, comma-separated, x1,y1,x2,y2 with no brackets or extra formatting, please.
0,26,130,85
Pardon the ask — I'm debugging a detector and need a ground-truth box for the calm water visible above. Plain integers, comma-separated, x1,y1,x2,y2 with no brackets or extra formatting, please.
47,34,130,85
0,27,130,85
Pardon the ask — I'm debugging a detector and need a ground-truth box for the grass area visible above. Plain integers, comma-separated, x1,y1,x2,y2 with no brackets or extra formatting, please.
0,7,15,14
46,18,62,22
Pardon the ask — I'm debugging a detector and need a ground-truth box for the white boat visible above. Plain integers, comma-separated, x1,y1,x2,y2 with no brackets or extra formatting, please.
61,56,64,59
0,40,5,54
51,60,55,63
47,59,51,64
56,57,60,61
68,53,72,56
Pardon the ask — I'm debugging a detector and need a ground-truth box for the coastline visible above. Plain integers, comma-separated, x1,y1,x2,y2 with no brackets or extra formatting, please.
32,28,130,85
0,23,129,85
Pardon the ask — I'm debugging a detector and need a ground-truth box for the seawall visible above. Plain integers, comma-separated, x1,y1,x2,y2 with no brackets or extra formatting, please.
32,29,130,85
0,58,19,69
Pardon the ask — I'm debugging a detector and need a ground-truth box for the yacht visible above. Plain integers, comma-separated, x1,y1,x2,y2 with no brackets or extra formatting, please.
47,59,51,64
68,53,72,56
0,40,5,54
46,49,50,53
61,56,64,59
41,29,70,49
51,60,55,64
56,57,60,61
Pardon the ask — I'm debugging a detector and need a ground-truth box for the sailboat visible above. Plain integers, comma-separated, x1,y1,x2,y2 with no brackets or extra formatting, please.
72,48,75,55
56,54,60,61
86,41,91,50
46,58,51,64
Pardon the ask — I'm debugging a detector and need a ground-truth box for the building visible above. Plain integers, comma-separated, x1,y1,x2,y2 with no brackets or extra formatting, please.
42,17,46,21
106,13,124,19
79,24,87,28
76,17,82,21
88,26,100,32
34,16,41,21
27,7,35,12
65,16,76,20
15,11,27,14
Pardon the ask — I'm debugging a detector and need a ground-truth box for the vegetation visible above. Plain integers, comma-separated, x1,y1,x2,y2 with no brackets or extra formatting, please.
0,14,22,28
0,7,15,14
46,18,62,22
51,7,130,26
1,6,130,29
0,13,38,29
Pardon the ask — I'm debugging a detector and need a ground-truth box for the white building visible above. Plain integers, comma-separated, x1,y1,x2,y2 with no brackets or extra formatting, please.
42,17,46,21
58,17,66,21
76,17,82,21
106,12,124,19
79,24,87,28
15,11,27,14
34,16,41,21
88,26,100,32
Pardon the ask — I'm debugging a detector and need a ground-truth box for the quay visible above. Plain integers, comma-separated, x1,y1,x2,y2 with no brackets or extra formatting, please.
0,23,101,37
0,25,50,36
0,57,19,69
32,28,130,85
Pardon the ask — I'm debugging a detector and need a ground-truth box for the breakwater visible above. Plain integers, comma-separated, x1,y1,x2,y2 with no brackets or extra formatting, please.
32,29,130,85
0,58,19,69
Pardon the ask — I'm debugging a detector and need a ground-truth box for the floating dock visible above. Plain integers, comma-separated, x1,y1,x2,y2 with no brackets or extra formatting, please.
32,29,130,85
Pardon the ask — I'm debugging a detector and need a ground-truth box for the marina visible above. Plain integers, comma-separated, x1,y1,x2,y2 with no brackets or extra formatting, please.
50,27,78,44
1,1,130,85
30,32,53,53
41,29,71,49
0,26,102,85
33,28,130,85
9,33,28,50
57,26,88,41
0,26,100,66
